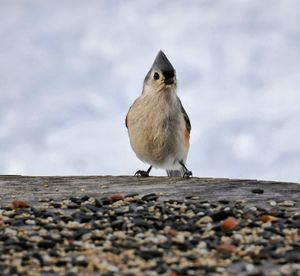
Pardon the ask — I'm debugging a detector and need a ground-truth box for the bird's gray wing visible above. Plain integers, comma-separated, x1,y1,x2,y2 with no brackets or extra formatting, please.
125,113,128,128
177,96,191,133
125,104,133,129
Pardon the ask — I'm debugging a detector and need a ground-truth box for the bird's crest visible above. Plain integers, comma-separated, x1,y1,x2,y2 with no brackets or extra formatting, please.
152,50,175,73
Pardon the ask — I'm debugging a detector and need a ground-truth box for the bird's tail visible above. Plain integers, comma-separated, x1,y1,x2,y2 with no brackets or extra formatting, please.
166,168,184,177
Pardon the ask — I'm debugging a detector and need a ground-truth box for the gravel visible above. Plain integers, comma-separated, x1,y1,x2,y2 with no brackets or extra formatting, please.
0,194,299,275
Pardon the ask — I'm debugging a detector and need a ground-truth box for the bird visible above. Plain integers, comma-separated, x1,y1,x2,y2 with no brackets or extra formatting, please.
125,50,192,177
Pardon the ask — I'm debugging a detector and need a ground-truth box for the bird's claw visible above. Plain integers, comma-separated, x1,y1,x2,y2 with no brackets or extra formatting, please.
134,170,150,177
183,170,193,178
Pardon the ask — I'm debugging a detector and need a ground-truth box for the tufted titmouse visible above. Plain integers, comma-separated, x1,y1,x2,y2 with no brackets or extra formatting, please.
126,50,192,177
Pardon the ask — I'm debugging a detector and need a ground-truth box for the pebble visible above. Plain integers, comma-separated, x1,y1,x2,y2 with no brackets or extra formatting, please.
11,200,28,209
251,188,264,194
217,243,236,254
139,250,163,260
196,215,213,225
269,200,277,206
25,219,36,225
0,195,298,275
111,194,124,202
4,227,17,236
141,193,159,201
291,219,300,228
221,217,238,231
279,200,295,207
260,214,277,223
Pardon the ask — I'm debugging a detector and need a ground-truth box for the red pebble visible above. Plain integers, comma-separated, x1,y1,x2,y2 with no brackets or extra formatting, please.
111,194,124,202
217,243,236,253
11,200,28,209
165,229,177,236
260,214,276,223
221,216,238,231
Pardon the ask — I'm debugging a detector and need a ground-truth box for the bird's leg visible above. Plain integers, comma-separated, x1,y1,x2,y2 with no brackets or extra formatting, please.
179,161,192,178
135,165,152,177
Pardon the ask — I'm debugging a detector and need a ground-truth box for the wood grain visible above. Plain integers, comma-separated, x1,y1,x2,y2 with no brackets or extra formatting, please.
0,175,299,211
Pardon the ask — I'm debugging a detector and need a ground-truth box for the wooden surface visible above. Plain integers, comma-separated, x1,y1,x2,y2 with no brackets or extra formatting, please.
0,175,299,211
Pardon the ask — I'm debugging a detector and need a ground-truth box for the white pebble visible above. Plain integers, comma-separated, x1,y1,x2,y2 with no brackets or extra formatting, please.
269,200,277,206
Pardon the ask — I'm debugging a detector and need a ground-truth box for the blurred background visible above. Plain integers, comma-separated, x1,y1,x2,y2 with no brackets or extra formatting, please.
1,0,300,182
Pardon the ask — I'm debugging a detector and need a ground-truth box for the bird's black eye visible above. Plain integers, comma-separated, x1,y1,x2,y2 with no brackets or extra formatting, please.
153,72,160,80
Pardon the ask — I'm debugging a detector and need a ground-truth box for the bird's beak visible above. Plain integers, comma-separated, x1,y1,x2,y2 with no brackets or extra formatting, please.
164,77,174,85
163,69,175,85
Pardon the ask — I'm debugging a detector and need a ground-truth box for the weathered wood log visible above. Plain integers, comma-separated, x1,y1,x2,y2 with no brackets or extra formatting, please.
0,175,299,211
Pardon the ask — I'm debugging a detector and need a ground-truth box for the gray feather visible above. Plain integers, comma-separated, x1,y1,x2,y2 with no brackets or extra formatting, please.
177,96,191,133
152,50,175,73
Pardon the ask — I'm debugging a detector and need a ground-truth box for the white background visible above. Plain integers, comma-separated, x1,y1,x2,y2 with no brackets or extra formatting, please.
1,1,300,182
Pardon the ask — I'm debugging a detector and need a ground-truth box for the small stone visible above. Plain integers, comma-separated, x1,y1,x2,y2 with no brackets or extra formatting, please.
141,193,158,201
95,197,112,206
11,200,28,209
279,200,295,207
290,219,300,228
202,203,211,208
260,214,277,223
38,239,56,249
245,263,255,272
285,251,300,263
74,255,88,267
196,211,205,217
4,228,17,236
70,197,82,205
111,219,124,229
172,232,186,244
217,243,236,254
135,206,144,211
25,219,36,225
164,229,177,236
81,195,90,201
251,188,264,194
221,217,238,231
39,197,52,202
67,203,80,209
218,199,230,204
32,253,45,266
82,204,100,213
114,206,129,215
99,185,109,189
132,218,149,227
211,210,233,221
139,250,163,260
249,206,257,212
269,200,277,206
111,194,124,202
51,202,62,208
196,216,213,225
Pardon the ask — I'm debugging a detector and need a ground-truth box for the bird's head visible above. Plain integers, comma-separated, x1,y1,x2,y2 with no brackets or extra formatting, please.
143,50,177,95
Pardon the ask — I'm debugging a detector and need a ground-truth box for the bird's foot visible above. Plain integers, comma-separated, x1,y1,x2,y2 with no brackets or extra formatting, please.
183,170,193,178
179,161,192,178
134,170,150,177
